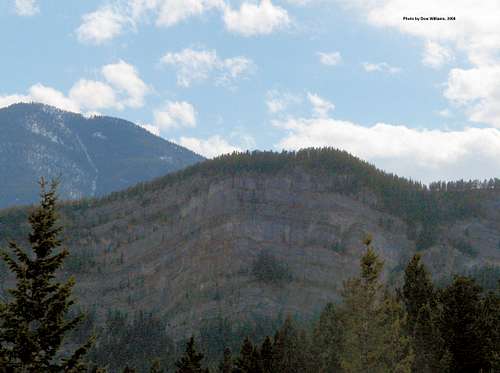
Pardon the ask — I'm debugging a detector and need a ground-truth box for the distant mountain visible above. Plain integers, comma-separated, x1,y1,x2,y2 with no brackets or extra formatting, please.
0,103,203,208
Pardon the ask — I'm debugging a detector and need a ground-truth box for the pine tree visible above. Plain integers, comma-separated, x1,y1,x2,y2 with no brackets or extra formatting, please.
401,254,448,372
271,316,309,373
260,337,273,373
0,178,92,372
440,276,488,372
175,336,208,373
338,236,413,373
218,347,233,373
311,303,342,372
234,337,262,373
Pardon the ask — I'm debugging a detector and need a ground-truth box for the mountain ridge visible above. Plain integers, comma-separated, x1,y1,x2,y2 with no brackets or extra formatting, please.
0,102,204,208
1,148,499,341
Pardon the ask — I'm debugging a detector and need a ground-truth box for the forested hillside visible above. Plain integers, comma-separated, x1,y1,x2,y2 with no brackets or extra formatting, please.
1,148,499,371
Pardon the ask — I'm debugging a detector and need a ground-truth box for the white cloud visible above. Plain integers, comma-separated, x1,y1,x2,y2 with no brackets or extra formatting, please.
274,115,500,183
160,48,254,87
0,61,148,113
266,90,302,114
444,66,500,127
318,51,342,66
307,92,334,117
102,60,149,108
0,94,31,108
155,0,206,26
362,62,401,74
153,101,197,130
223,0,290,36
342,0,500,127
422,41,454,69
76,5,129,45
69,80,120,110
14,0,39,16
176,135,240,158
28,84,80,112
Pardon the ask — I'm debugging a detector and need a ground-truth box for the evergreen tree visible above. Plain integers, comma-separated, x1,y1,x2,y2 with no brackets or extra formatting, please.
440,276,489,372
401,254,448,372
175,336,208,373
260,337,273,373
338,236,413,373
271,316,309,373
0,178,92,372
218,347,233,373
234,337,262,373
149,358,164,373
311,303,342,372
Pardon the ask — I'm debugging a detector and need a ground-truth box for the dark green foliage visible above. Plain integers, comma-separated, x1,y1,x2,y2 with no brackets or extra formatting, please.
251,251,292,285
90,310,175,372
439,276,498,373
233,337,262,373
260,337,273,373
218,348,233,373
311,303,342,372
401,254,447,373
271,317,310,373
0,179,92,371
175,336,209,373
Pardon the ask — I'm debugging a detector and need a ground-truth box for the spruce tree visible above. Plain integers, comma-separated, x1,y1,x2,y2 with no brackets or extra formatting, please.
218,347,233,373
311,303,342,373
234,337,262,373
338,236,413,373
0,178,92,372
175,336,208,373
440,276,488,372
260,337,273,373
401,254,448,372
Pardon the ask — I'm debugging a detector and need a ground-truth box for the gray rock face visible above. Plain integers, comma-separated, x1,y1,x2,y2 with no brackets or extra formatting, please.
2,167,491,340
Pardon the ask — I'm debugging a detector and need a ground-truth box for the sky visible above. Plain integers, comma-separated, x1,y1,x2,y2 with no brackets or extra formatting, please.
2,0,500,183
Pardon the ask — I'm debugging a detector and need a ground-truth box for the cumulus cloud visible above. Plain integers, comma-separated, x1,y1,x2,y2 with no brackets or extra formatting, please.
76,5,129,45
160,48,254,87
422,41,454,69
0,61,149,113
342,0,500,127
318,52,342,66
307,92,334,117
266,90,302,114
14,0,39,16
176,135,240,158
77,0,288,43
28,84,81,112
69,80,120,110
102,60,150,107
222,0,290,36
153,101,197,130
362,62,401,74
274,115,500,183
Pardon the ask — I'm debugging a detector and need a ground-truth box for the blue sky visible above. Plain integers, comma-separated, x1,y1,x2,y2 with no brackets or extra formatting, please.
2,0,500,183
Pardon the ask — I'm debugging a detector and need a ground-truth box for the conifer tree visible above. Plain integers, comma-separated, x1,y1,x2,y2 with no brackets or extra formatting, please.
271,316,309,373
440,276,488,372
0,178,92,372
260,337,273,373
175,336,208,373
234,337,262,373
311,303,342,373
218,347,233,373
401,254,448,372
338,236,413,373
